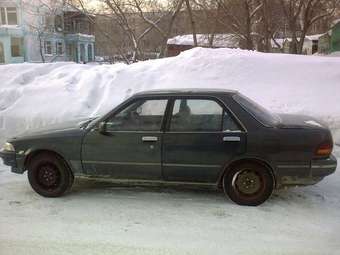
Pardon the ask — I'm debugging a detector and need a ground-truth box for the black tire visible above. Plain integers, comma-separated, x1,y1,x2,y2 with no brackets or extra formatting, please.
27,152,74,197
223,162,274,206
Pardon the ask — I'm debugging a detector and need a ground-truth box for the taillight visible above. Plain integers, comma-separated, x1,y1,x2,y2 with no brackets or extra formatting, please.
315,142,333,158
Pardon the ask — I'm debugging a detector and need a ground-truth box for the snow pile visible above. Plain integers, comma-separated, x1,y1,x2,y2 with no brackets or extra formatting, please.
0,47,340,144
167,34,239,48
329,51,340,57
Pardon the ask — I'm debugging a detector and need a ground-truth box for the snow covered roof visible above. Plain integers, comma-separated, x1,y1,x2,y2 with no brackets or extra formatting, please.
0,25,21,29
167,34,239,48
271,34,325,48
305,34,325,41
62,4,79,12
332,18,340,25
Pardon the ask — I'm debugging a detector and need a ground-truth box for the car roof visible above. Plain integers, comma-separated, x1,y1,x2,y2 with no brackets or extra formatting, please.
134,88,239,96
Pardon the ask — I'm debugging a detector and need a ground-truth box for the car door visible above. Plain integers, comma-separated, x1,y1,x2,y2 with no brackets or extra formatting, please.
82,98,168,180
162,97,246,183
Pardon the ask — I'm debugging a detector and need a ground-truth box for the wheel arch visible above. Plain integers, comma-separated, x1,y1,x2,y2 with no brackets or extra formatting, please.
24,149,72,174
218,157,276,188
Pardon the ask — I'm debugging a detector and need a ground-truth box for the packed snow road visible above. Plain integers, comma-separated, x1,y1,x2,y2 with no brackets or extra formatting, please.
0,148,339,255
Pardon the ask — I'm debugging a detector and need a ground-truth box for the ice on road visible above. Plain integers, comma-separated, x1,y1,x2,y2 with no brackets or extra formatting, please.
0,148,339,255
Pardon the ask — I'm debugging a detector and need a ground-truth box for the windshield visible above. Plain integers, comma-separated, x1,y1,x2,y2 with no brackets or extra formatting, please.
233,94,281,127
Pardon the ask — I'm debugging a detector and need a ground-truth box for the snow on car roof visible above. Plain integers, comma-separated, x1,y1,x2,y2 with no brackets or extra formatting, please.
134,88,239,95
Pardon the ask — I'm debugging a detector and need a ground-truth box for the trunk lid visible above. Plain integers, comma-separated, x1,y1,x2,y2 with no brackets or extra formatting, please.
277,114,328,130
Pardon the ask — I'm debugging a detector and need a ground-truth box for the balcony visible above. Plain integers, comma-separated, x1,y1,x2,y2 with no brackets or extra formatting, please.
0,25,23,36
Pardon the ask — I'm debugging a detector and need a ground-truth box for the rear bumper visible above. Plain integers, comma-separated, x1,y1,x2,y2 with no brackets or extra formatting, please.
0,150,24,174
311,154,337,177
276,154,337,187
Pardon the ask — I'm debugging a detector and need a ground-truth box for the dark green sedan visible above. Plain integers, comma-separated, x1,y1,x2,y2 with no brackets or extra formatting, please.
0,89,337,206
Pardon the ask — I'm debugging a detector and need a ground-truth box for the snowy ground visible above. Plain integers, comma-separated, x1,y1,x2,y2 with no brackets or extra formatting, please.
0,147,339,255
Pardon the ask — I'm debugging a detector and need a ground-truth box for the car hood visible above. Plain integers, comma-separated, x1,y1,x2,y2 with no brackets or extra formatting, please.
10,118,93,141
277,114,328,130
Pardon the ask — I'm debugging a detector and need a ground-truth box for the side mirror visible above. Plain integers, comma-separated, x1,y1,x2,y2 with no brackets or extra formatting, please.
98,121,107,134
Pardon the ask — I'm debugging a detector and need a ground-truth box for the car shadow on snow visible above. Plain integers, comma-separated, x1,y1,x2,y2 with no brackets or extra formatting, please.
71,178,225,200
67,177,328,207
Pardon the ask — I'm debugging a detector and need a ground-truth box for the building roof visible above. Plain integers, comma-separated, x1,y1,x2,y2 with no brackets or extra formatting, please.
167,34,239,48
271,33,325,48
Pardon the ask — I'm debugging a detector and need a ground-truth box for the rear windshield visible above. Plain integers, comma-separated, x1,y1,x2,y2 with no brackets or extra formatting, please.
233,94,281,127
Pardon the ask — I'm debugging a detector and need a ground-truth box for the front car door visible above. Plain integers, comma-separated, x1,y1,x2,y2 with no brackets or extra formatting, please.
82,98,168,180
162,97,246,183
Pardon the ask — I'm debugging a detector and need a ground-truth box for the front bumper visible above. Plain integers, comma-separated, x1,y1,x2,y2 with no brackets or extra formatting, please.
0,149,24,174
276,154,337,187
0,149,16,167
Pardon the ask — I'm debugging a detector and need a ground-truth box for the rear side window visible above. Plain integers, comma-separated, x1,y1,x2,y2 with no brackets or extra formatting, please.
169,99,241,132
233,94,280,127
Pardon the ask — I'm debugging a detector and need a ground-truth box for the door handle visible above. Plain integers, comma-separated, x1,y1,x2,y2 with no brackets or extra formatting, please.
142,136,158,142
223,136,241,142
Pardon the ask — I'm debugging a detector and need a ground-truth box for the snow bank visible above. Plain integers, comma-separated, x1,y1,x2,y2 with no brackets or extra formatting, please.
0,48,340,144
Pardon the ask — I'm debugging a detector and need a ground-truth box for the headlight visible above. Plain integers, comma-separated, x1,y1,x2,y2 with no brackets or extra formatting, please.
2,142,15,152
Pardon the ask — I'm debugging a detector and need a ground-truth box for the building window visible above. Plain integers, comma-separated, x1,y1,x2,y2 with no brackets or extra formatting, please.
0,7,18,25
66,44,73,56
56,42,63,55
44,41,52,55
0,8,6,25
11,37,22,57
45,16,54,32
55,15,63,32
7,7,17,25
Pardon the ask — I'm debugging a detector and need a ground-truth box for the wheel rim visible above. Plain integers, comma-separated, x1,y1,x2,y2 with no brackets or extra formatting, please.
232,169,264,196
36,163,61,190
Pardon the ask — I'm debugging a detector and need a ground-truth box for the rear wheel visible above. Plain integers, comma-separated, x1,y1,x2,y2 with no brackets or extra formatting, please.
27,152,74,197
223,162,274,206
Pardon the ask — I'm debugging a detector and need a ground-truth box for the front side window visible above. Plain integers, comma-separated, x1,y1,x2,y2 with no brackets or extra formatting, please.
169,99,240,132
44,41,52,55
106,99,168,131
11,37,22,57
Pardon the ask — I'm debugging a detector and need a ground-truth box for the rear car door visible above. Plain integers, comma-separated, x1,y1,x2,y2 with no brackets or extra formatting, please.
162,97,246,183
82,98,168,180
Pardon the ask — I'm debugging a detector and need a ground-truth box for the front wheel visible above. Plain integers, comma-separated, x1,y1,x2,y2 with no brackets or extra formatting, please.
27,152,74,197
223,162,274,206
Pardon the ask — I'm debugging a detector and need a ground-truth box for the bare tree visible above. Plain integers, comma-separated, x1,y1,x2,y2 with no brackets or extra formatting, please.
185,0,197,46
104,0,145,62
279,0,339,54
24,0,63,62
191,0,222,47
66,0,132,63
256,0,284,52
216,0,263,50
132,0,186,57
